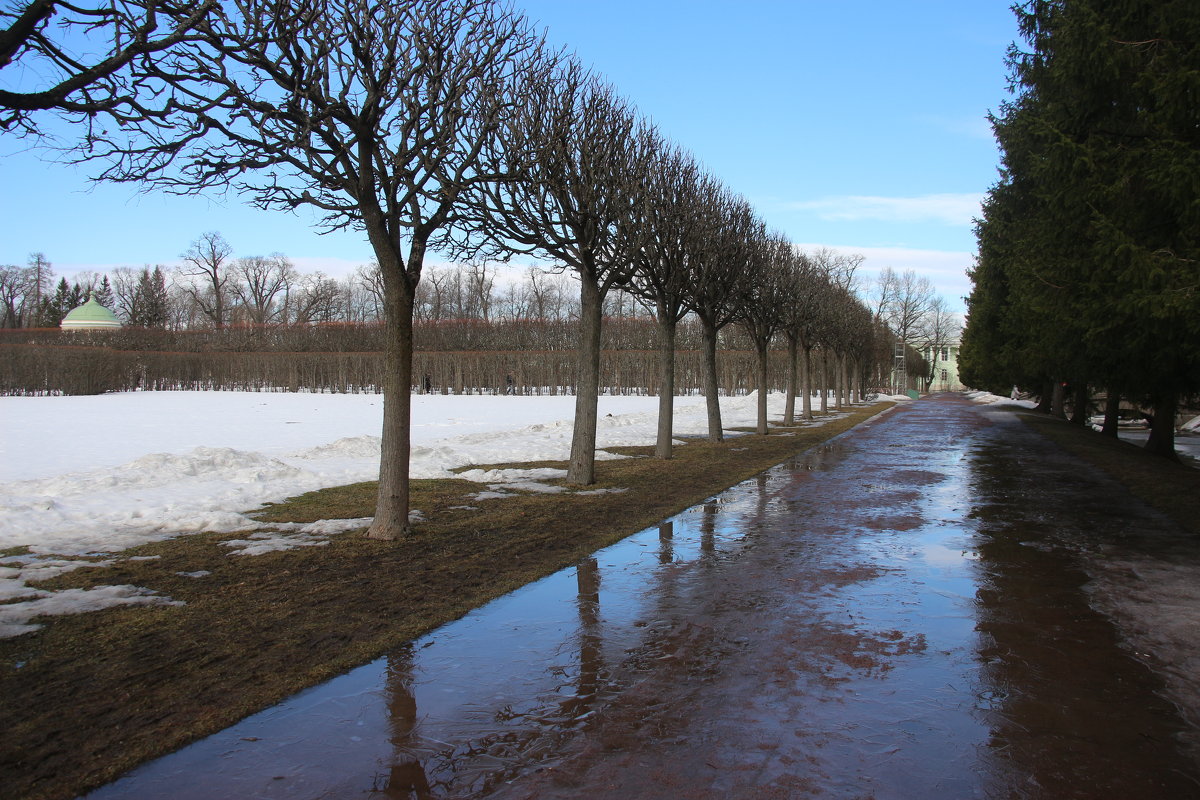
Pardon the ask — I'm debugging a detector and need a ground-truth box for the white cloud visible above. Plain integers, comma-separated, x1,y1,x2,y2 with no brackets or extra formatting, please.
790,193,984,226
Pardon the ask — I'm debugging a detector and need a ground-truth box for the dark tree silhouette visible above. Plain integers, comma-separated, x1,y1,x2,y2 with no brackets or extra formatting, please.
0,0,214,133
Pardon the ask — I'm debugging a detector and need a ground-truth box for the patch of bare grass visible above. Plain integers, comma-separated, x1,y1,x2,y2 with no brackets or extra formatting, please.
0,404,887,800
1020,412,1200,537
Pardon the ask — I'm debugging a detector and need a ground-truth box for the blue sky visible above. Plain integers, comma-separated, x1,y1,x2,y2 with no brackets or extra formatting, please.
0,1,1019,311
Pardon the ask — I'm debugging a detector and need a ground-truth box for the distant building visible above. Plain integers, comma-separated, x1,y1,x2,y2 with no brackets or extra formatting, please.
60,297,122,330
923,340,963,392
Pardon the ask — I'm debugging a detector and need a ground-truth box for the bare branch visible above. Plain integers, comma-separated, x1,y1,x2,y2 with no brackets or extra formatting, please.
0,0,216,133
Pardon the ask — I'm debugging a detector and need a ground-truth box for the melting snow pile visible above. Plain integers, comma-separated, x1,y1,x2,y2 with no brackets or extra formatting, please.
0,556,183,638
964,390,1039,409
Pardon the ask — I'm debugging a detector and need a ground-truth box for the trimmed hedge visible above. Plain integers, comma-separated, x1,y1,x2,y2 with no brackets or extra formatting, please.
1,320,802,396
0,343,791,397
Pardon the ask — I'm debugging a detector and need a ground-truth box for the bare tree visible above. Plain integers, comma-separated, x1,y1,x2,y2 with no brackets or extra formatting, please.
496,276,530,321
463,261,496,321
164,276,191,329
812,283,862,408
109,266,140,321
808,248,863,298
779,250,831,422
0,0,214,133
75,0,556,538
0,263,36,327
625,140,702,458
179,231,232,329
347,262,385,322
525,267,571,322
415,267,450,323
804,252,864,410
870,265,899,322
732,229,790,435
230,253,293,325
291,272,342,324
879,268,936,348
463,64,653,484
683,181,758,441
872,268,935,393
917,296,962,390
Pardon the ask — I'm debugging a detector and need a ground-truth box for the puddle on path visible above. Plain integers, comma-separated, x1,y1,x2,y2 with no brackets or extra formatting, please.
85,396,1200,799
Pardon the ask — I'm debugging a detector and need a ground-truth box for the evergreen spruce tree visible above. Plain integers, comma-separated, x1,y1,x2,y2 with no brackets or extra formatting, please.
67,282,84,311
146,267,170,328
92,276,115,309
964,0,1199,456
36,278,73,326
130,267,170,328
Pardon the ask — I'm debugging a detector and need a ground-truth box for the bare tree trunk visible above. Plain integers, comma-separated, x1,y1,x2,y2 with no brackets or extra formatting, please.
700,316,723,441
655,314,677,459
1101,389,1121,438
801,343,813,420
1070,382,1090,425
755,339,769,435
1051,381,1066,419
839,353,849,408
1145,394,1179,461
783,334,797,424
833,354,842,408
1035,380,1054,414
568,276,603,485
819,350,828,413
833,353,842,408
366,273,416,540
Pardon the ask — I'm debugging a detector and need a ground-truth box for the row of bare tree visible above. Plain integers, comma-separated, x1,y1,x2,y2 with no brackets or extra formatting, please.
1,0,903,539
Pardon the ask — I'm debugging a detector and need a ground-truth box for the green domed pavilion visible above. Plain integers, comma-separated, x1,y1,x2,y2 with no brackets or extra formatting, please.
60,296,122,330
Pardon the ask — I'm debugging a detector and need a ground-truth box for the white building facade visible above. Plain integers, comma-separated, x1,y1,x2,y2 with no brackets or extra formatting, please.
923,341,963,392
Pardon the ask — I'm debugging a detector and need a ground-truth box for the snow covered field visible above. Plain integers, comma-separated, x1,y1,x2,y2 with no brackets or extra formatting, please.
0,389,874,558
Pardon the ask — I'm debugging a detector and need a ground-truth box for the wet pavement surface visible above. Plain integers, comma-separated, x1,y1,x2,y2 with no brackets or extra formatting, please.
85,394,1200,799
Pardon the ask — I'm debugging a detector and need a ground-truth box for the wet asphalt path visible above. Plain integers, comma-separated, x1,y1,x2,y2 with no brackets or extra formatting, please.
87,394,1200,799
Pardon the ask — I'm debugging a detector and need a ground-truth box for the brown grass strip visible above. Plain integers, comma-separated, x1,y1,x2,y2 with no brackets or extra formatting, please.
1019,411,1200,537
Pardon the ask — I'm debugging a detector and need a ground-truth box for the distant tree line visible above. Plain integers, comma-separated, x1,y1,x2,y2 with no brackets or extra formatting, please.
1,269,906,403
959,0,1199,460
0,253,114,327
